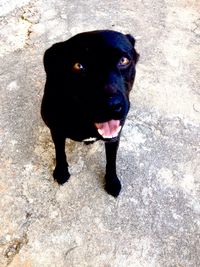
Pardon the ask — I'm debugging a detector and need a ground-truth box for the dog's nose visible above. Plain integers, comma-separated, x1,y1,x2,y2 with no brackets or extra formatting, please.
108,97,122,113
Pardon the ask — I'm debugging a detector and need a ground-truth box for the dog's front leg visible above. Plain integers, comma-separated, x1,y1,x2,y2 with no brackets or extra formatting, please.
51,130,70,185
104,140,121,197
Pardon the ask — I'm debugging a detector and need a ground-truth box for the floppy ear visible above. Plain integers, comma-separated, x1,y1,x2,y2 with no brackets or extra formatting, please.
126,34,136,47
43,42,68,76
126,34,140,64
44,44,58,74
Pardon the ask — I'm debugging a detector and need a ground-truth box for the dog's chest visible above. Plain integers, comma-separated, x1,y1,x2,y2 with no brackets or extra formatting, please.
63,117,98,142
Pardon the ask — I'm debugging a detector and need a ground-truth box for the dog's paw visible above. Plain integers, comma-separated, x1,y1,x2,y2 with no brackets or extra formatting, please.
104,174,122,197
53,165,70,185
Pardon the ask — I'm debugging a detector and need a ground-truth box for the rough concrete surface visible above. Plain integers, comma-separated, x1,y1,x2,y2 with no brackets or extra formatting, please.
0,0,200,266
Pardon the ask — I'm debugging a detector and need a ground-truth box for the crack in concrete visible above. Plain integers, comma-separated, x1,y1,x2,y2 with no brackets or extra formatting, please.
4,234,28,266
65,246,78,258
19,5,41,47
192,18,200,36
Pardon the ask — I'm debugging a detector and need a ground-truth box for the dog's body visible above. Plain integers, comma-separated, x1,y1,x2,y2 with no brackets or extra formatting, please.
41,30,139,197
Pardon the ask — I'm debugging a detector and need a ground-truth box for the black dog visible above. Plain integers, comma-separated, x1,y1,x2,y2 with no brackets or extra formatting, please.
41,30,139,197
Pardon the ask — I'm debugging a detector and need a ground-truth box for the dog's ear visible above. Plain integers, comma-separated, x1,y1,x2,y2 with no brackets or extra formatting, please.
43,42,68,76
126,34,140,64
44,44,58,74
126,34,136,47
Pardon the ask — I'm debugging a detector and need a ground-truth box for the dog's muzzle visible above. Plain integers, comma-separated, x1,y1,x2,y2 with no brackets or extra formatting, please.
107,96,123,114
94,94,127,139
95,119,122,139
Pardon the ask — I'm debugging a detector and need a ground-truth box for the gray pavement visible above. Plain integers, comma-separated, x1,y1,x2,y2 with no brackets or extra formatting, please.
0,0,200,266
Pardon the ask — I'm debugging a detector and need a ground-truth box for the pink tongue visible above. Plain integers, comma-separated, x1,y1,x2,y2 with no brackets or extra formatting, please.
95,120,121,138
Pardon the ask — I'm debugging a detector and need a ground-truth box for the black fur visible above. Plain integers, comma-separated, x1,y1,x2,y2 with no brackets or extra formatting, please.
41,30,139,197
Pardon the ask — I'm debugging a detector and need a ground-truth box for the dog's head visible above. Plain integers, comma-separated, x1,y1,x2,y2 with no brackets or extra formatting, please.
44,30,139,140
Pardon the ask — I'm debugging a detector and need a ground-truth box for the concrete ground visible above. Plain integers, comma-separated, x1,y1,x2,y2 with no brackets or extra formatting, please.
0,0,200,266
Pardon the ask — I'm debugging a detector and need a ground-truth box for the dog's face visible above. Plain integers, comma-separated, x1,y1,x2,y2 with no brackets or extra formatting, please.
44,30,139,140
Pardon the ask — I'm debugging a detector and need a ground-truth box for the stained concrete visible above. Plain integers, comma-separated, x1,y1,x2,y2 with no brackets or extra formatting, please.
0,0,200,266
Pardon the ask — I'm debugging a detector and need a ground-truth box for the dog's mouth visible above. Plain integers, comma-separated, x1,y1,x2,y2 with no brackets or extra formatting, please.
95,120,122,139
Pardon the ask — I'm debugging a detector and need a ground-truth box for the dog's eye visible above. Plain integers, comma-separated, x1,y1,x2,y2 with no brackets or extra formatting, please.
118,57,130,68
73,63,84,72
